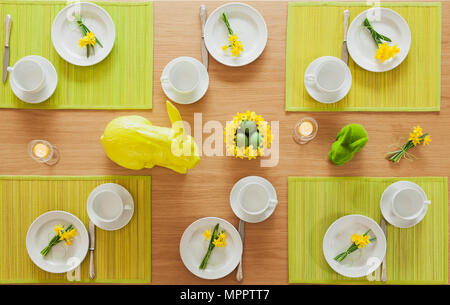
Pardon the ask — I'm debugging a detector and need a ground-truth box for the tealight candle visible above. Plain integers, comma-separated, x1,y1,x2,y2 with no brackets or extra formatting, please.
293,117,318,144
28,140,60,165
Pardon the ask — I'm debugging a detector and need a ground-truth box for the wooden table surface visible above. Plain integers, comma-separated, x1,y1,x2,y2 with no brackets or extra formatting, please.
0,0,448,284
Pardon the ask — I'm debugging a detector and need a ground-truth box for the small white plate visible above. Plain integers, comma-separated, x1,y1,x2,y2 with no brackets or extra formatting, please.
347,7,411,72
51,2,115,66
87,183,134,231
380,181,429,228
323,215,386,278
161,57,209,105
26,211,89,274
10,56,57,104
230,176,277,223
204,2,268,67
179,217,243,280
304,56,352,104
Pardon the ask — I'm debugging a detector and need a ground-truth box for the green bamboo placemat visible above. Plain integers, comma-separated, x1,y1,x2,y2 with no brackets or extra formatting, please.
288,177,448,284
0,176,151,283
0,0,153,109
286,2,441,111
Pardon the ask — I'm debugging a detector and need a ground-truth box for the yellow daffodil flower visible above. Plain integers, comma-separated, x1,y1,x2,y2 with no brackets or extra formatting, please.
375,42,400,63
203,229,212,241
409,133,421,146
423,135,432,145
413,126,423,137
351,233,371,248
54,225,64,236
85,32,96,46
78,37,88,48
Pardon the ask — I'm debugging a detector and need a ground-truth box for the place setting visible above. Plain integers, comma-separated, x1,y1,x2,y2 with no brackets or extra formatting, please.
179,175,278,281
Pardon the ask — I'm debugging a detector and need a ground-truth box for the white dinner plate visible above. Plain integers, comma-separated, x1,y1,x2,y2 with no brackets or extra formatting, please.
161,57,209,104
347,7,411,72
10,56,58,104
229,176,277,223
204,2,268,67
26,211,89,273
380,181,429,228
87,183,134,231
180,217,243,280
51,2,115,66
323,215,386,278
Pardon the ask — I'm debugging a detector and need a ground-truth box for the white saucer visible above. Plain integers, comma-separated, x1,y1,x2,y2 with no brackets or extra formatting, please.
86,183,134,231
304,56,352,104
10,56,57,104
229,176,277,223
204,2,268,67
380,181,429,228
161,57,209,105
179,217,243,280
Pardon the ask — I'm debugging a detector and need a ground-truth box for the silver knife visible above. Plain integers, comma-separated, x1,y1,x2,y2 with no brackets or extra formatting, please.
342,10,349,65
199,5,208,70
88,220,96,279
3,14,12,83
380,217,387,282
236,219,245,281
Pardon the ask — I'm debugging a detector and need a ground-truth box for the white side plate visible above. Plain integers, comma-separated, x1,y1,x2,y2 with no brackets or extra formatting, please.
323,214,386,278
51,2,115,66
26,211,89,273
204,2,267,67
180,217,242,280
347,7,411,72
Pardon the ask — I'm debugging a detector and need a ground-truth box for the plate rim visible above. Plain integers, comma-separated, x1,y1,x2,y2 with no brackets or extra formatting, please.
51,2,116,67
179,216,243,280
346,7,411,72
322,214,387,278
26,210,89,274
204,2,268,67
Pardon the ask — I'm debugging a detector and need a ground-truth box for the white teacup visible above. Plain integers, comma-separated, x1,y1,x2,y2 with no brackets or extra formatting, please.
238,182,277,216
305,57,349,94
7,56,46,94
161,59,200,94
391,187,431,220
92,190,132,223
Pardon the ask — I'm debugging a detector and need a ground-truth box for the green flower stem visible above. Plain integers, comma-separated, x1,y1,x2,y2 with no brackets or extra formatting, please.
222,13,234,35
199,223,219,269
363,18,391,46
40,224,73,256
333,230,376,262
388,133,428,163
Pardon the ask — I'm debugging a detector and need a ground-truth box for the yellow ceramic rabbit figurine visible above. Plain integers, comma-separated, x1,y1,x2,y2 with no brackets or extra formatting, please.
100,101,200,174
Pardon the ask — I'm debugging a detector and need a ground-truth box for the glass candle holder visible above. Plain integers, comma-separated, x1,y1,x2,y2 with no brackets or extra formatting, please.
28,140,60,165
293,117,318,144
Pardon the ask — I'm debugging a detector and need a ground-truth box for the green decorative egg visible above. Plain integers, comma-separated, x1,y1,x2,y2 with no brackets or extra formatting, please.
249,131,260,148
236,132,248,148
240,120,257,135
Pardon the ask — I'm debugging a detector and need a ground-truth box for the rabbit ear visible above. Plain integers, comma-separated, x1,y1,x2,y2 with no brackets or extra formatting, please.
166,101,184,136
341,127,353,144
350,137,368,152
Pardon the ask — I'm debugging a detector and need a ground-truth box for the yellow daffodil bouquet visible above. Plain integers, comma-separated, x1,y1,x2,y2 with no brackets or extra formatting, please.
75,14,103,58
200,223,227,269
334,230,377,262
40,224,77,256
225,111,272,160
221,13,244,57
387,126,431,163
363,18,400,63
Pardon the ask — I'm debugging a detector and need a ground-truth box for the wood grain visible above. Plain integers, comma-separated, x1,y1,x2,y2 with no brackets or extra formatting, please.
0,0,448,284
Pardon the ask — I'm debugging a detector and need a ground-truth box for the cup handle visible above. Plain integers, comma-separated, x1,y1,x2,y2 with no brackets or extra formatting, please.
7,67,13,72
305,74,316,85
268,199,278,208
424,200,431,205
